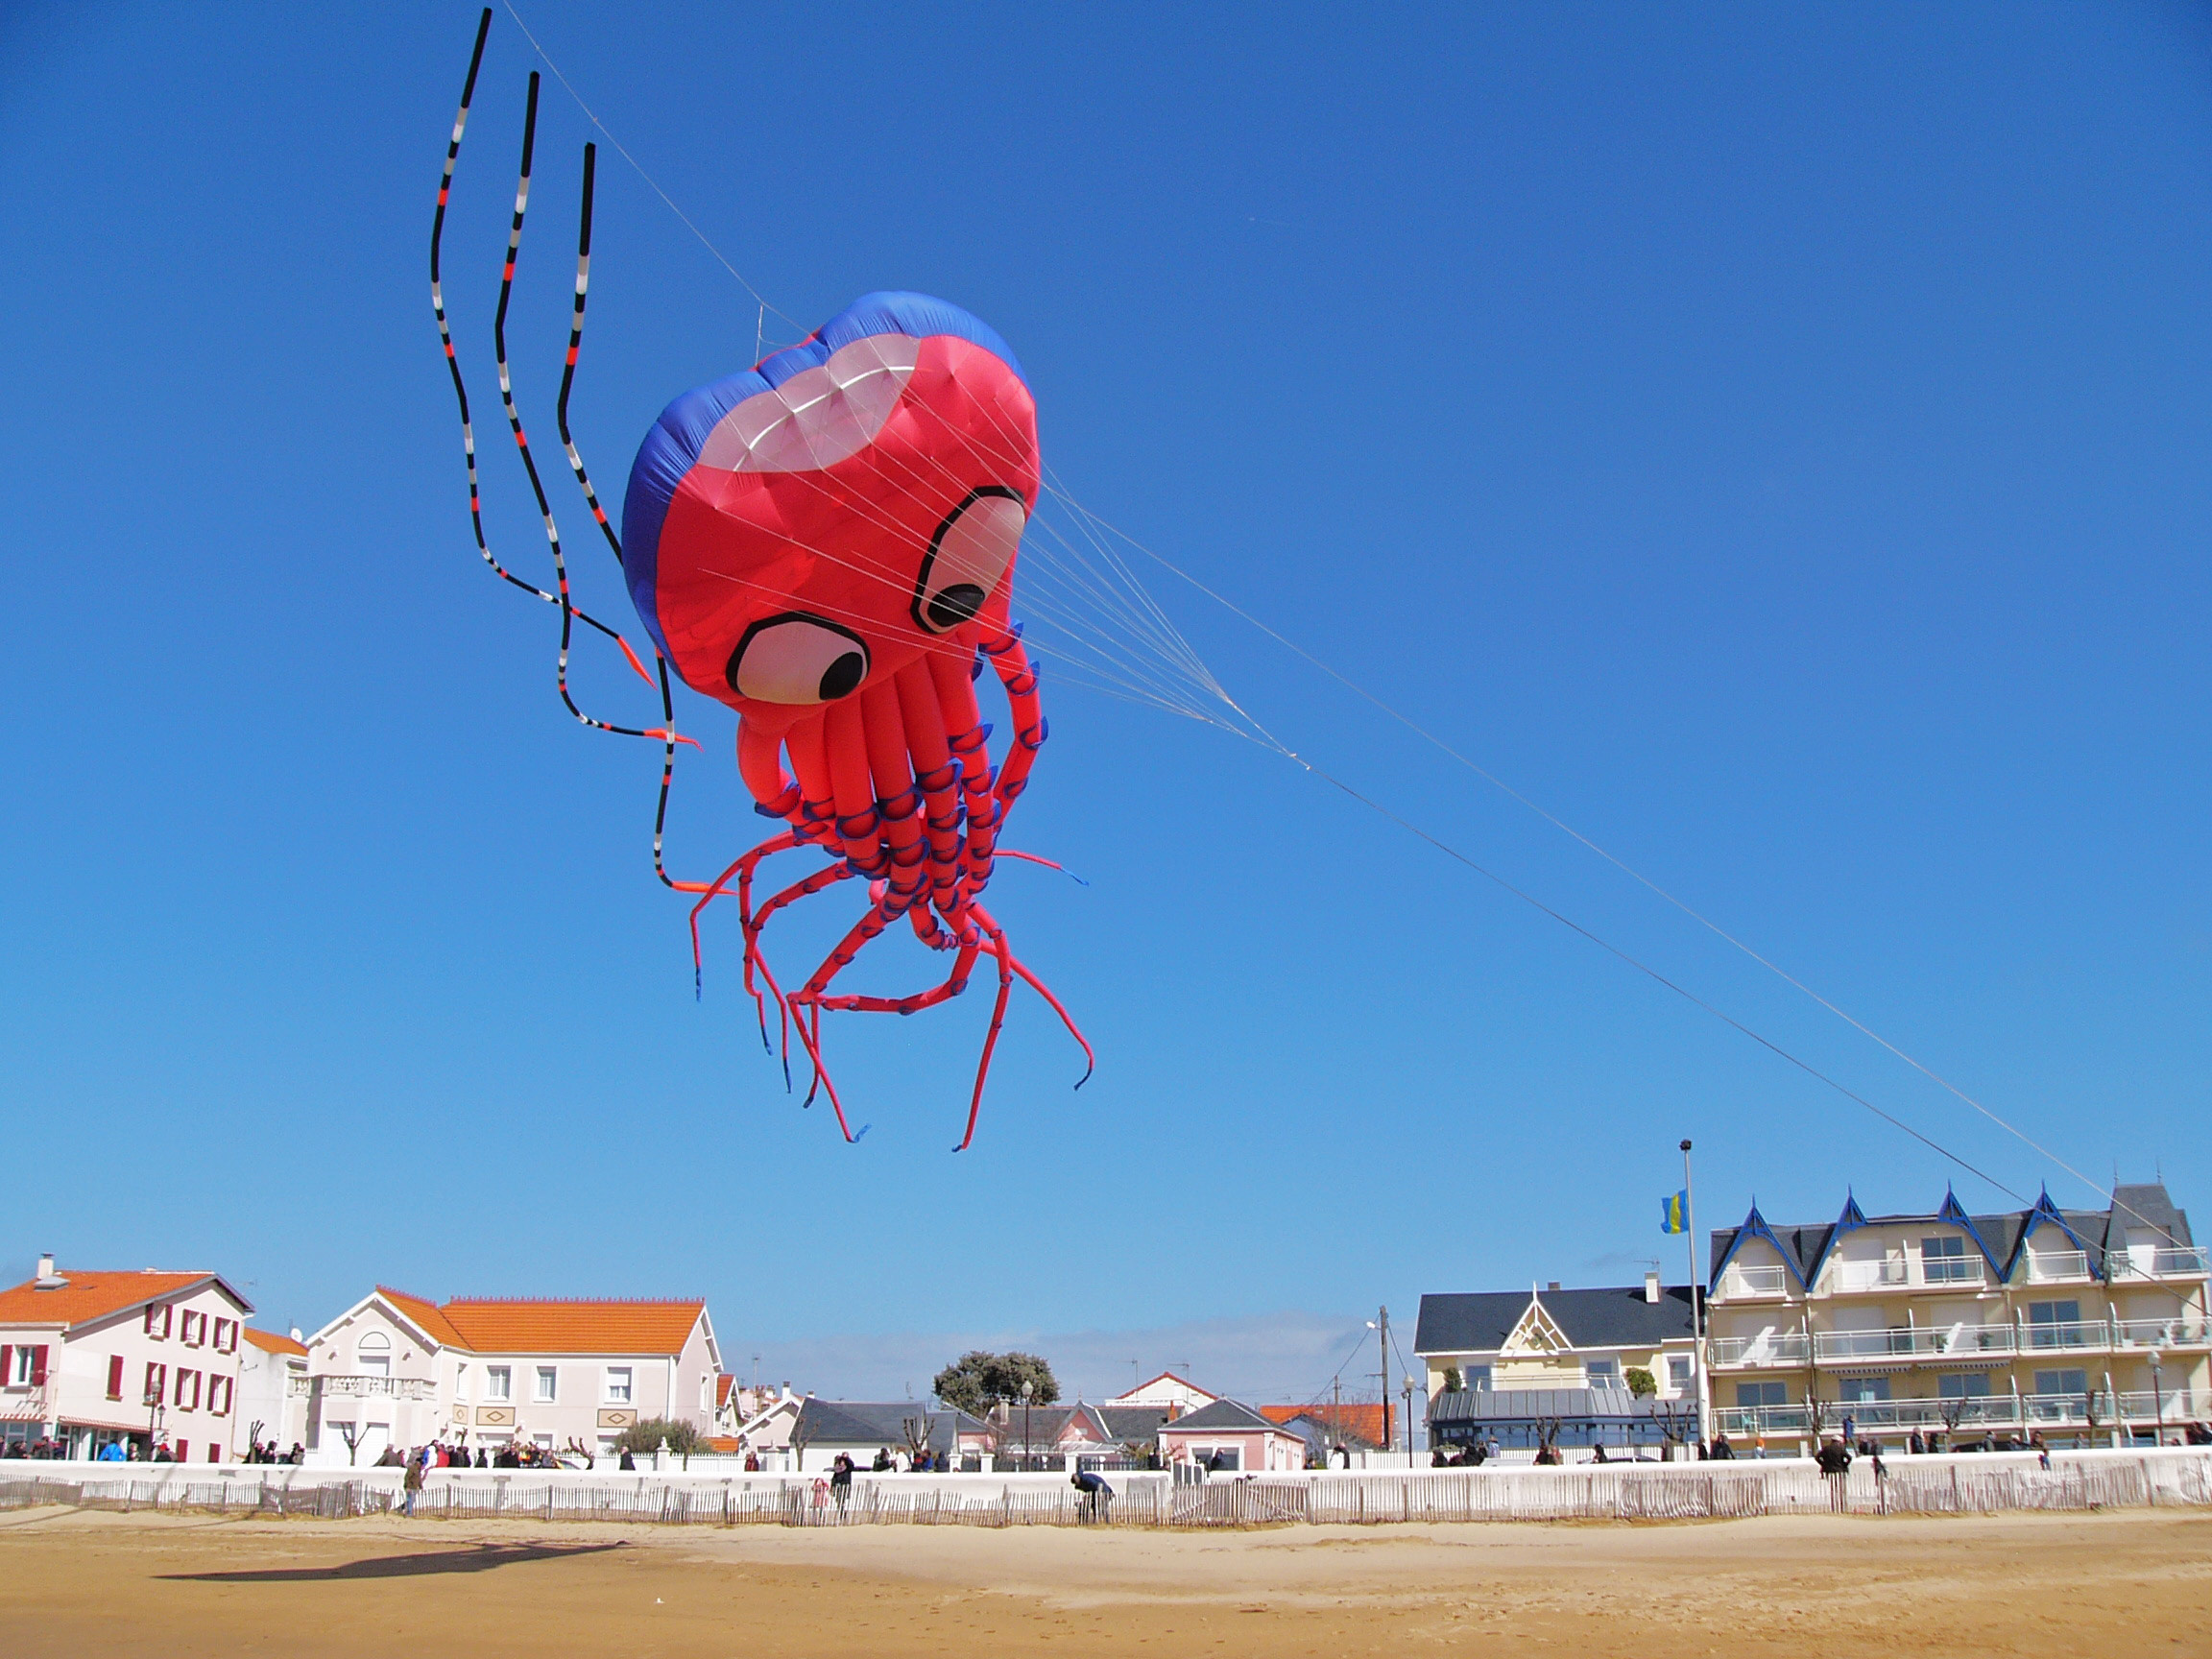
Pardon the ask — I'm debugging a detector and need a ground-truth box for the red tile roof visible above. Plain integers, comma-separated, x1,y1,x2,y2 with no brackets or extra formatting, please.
0,1270,234,1331
437,1297,705,1358
241,1327,308,1358
716,1375,736,1408
374,1286,469,1349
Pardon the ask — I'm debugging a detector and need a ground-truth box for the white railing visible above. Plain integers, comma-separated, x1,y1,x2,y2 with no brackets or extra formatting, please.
1718,1263,1790,1299
1707,1333,1811,1367
1812,1324,2015,1362
2115,1316,2210,1349
2022,1320,2111,1353
2108,1247,2211,1281
2020,1251,2091,1284
291,1374,439,1403
1824,1257,1986,1292
2113,1387,2209,1422
1829,1259,1909,1292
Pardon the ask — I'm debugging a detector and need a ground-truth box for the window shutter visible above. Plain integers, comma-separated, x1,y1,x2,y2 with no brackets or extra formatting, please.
0,1345,12,1386
30,1346,48,1386
145,1305,158,1336
108,1355,126,1399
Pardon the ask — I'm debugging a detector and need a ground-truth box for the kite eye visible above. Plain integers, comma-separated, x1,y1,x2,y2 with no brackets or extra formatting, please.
914,487,1025,635
727,613,871,704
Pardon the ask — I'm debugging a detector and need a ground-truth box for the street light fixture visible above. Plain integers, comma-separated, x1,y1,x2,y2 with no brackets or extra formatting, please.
2148,1351,2164,1449
1021,1378,1034,1475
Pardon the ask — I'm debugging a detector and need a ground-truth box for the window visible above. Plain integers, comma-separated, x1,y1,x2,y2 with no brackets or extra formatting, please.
175,1369,201,1411
605,1367,633,1405
1464,1365,1492,1391
1736,1382,1787,1407
1668,1356,1693,1389
107,1356,126,1401
356,1331,391,1378
1838,1377,1890,1404
143,1362,166,1406
2028,1301,2081,1347
208,1377,232,1416
1938,1374,1991,1399
213,1318,235,1353
1585,1358,1618,1385
2034,1369,2088,1398
534,1366,558,1404
7,1347,32,1387
180,1310,205,1347
533,1433,555,1451
700,1375,711,1413
144,1303,171,1339
1921,1235,1971,1283
486,1366,512,1402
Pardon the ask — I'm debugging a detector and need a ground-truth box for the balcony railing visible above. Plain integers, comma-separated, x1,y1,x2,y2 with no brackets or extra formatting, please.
1717,1263,1791,1299
2114,1316,2211,1350
292,1374,439,1403
2107,1247,2211,1282
1824,1257,1986,1292
1811,1324,2015,1362
1707,1333,1811,1367
1712,1405,1810,1437
2021,1319,2111,1353
1715,1387,2210,1441
2019,1250,2091,1284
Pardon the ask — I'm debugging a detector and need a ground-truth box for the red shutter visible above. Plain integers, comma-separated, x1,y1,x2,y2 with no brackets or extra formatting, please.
29,1346,47,1386
175,1439,188,1462
108,1355,125,1399
0,1345,12,1386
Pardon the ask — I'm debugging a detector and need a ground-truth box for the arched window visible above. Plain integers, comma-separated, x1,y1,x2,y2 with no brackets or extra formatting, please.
356,1332,391,1379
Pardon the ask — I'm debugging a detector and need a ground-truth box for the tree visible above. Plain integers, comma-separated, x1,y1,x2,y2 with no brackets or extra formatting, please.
932,1351,1059,1417
1623,1366,1658,1399
334,1421,365,1467
1442,1367,1464,1394
614,1416,703,1467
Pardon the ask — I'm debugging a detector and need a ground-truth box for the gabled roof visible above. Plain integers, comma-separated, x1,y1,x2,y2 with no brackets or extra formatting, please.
794,1399,985,1455
1262,1403,1384,1447
373,1286,469,1349
1156,1398,1293,1435
0,1269,251,1332
716,1375,737,1409
1095,1405,1170,1446
241,1327,307,1358
1415,1286,1699,1356
439,1297,705,1357
1105,1370,1215,1407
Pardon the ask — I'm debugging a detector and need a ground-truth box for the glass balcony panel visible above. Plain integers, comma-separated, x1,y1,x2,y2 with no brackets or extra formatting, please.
2020,1250,2090,1284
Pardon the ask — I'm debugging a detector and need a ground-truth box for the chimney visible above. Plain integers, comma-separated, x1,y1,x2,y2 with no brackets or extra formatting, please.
1644,1270,1662,1304
781,1381,792,1401
1546,1281,1561,1293
1166,1400,1181,1422
36,1255,55,1282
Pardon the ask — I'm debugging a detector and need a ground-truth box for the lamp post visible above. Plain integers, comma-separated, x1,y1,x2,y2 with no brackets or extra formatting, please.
1680,1139,1710,1451
1403,1376,1417,1463
1021,1379,1034,1474
2148,1351,2164,1448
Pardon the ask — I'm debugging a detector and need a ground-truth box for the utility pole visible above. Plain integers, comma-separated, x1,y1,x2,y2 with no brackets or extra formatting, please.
1377,1307,1391,1460
1681,1140,1711,1450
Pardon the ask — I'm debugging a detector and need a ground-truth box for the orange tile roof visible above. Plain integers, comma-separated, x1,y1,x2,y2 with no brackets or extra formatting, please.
716,1375,736,1407
0,1270,231,1331
437,1297,704,1357
374,1286,469,1349
1262,1404,1388,1447
241,1327,307,1357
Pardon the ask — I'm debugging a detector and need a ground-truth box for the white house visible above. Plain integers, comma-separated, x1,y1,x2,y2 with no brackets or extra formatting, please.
0,1258,255,1461
236,1327,308,1455
1105,1371,1216,1412
301,1286,722,1466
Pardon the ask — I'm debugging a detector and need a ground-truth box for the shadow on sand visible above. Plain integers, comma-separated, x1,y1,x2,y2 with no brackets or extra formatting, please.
159,1541,627,1583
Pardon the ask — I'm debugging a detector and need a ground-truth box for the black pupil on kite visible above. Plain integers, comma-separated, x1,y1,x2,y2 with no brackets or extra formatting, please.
926,584,987,631
819,652,866,701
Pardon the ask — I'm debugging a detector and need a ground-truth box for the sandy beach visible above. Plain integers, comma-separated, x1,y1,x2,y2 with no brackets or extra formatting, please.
0,1506,2205,1656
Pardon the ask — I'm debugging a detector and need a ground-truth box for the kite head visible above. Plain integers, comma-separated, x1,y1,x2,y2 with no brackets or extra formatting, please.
620,294,1039,743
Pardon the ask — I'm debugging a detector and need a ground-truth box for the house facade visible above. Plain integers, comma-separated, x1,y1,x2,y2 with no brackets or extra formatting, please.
236,1327,308,1455
1706,1183,2210,1450
300,1287,722,1466
1416,1273,1703,1455
0,1259,256,1461
1157,1398,1310,1472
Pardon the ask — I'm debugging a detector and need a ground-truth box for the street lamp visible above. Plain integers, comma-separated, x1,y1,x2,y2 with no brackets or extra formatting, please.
2148,1351,2164,1448
1403,1376,1417,1462
1021,1379,1034,1474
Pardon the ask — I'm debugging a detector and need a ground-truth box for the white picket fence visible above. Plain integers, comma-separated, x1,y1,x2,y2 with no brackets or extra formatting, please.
1,1448,2203,1528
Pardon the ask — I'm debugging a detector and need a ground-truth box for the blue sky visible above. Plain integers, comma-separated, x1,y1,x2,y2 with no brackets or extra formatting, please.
3,2,2207,1407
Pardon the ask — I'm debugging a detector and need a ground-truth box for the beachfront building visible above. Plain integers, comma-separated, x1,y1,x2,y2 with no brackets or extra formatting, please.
1156,1398,1311,1472
299,1287,722,1467
236,1327,308,1455
1705,1183,2210,1451
1105,1370,1216,1412
1415,1272,1704,1456
789,1399,992,1472
0,1258,256,1461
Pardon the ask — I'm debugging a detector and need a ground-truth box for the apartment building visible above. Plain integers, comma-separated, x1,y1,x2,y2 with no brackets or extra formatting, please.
301,1286,722,1466
0,1258,256,1460
1706,1183,2208,1449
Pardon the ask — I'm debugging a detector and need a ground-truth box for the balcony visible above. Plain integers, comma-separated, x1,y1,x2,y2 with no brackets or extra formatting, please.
292,1373,439,1403
2107,1247,2211,1283
2114,1316,2211,1350
1823,1257,1985,1293
1707,1333,1811,1367
1712,1405,1811,1437
1812,1324,2015,1363
2021,1319,2111,1354
2018,1250,2091,1285
1716,1387,2210,1442
1717,1263,1791,1300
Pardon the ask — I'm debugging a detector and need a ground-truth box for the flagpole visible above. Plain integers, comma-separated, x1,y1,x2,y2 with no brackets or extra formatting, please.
1681,1139,1710,1450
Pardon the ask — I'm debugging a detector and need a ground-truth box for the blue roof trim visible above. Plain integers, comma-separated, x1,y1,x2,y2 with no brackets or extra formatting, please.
618,292,1025,661
1807,1193,1869,1283
1936,1188,2007,1278
2005,1188,2100,1283
1709,1203,1808,1293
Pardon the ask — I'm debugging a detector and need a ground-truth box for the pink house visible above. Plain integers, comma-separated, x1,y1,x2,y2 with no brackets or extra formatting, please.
1156,1398,1310,1473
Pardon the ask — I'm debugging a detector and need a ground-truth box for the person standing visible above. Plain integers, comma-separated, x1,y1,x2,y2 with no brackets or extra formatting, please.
402,1452,424,1519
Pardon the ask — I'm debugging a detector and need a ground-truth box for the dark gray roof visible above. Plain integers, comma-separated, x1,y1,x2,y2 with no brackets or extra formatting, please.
793,1400,983,1455
1430,1386,1683,1424
1156,1398,1285,1434
1414,1286,1698,1356
1096,1406,1169,1445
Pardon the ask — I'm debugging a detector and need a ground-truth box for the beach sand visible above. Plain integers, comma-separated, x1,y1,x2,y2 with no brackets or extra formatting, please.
0,1504,2205,1656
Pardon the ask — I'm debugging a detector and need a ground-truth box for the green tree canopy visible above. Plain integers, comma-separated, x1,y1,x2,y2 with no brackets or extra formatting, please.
932,1351,1059,1416
1623,1366,1658,1398
613,1416,703,1457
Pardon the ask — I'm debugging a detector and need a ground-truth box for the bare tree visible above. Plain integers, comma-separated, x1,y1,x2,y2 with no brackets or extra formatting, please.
335,1421,365,1467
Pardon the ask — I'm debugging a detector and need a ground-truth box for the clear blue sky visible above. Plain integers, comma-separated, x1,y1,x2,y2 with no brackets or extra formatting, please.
3,2,2207,1406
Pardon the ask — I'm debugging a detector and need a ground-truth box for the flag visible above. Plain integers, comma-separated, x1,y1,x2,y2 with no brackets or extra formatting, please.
1661,1190,1689,1234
